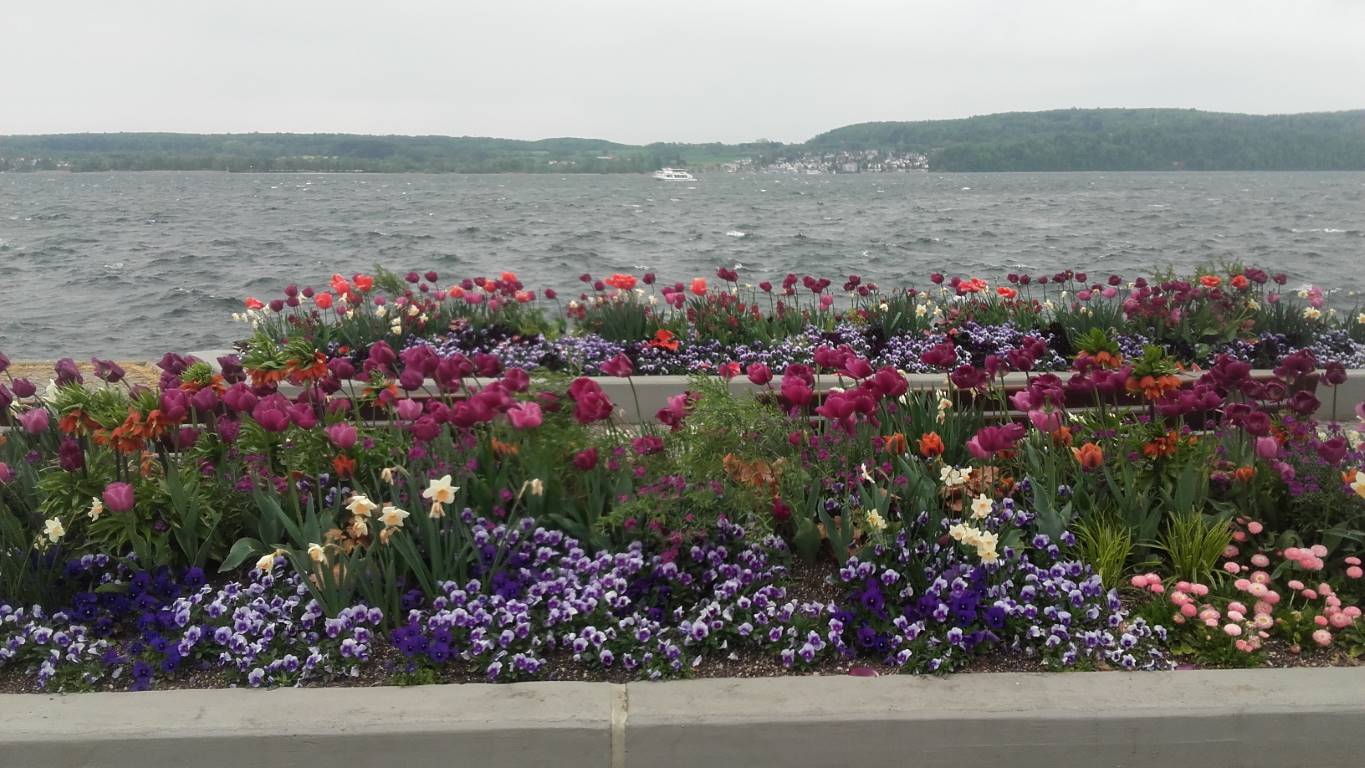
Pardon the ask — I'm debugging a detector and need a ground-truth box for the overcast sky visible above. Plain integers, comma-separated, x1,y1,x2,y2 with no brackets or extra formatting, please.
4,0,1363,144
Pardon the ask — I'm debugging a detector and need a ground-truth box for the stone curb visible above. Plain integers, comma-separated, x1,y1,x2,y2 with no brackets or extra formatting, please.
4,668,1364,767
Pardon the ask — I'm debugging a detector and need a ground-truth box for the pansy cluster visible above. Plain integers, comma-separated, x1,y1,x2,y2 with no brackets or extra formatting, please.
392,517,826,681
0,560,383,691
827,506,1170,673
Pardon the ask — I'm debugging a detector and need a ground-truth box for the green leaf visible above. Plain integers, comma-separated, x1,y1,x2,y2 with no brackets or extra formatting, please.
220,537,265,573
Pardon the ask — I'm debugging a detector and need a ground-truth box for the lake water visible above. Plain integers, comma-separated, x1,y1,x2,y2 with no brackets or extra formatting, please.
1,170,1362,358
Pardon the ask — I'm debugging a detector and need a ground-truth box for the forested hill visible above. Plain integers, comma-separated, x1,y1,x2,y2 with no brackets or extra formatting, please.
806,109,1365,171
3,109,1364,172
0,133,778,173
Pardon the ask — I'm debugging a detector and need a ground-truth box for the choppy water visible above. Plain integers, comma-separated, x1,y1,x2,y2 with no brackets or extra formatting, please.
1,170,1363,359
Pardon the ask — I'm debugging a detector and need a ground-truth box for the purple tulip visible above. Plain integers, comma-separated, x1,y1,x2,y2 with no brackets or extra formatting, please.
103,482,135,513
217,417,241,444
159,390,190,424
289,402,318,430
0,352,9,374
217,355,246,384
92,358,125,383
1317,437,1349,465
0,462,14,484
251,398,291,433
191,387,220,413
223,383,259,414
58,438,85,472
54,358,83,386
12,378,37,399
18,408,49,435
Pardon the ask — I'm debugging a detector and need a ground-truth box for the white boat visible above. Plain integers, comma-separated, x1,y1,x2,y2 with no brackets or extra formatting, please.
652,167,696,181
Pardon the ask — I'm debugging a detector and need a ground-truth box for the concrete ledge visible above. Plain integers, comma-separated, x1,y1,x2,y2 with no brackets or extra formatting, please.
190,348,1365,423
5,669,1363,768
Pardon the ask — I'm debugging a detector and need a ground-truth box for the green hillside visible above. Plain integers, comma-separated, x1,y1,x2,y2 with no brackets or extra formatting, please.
805,108,1365,171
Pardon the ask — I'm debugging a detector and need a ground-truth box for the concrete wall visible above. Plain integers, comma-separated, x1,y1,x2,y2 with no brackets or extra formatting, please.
189,349,1365,424
5,669,1364,768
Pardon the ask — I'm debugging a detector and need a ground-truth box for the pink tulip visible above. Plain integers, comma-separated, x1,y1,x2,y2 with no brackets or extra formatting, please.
507,402,543,430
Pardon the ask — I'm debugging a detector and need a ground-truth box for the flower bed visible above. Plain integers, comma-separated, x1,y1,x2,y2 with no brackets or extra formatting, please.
2,263,1364,693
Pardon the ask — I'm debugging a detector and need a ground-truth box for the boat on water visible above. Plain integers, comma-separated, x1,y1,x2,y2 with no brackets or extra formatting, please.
652,167,696,181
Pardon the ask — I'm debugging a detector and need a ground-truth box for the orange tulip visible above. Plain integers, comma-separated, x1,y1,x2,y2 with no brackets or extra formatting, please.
690,277,708,296
1072,442,1104,470
884,432,908,454
918,432,944,458
605,273,638,291
1199,275,1222,289
332,454,356,479
1234,465,1256,483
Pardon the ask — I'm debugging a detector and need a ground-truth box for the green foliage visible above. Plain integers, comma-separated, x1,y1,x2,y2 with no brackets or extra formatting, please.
1071,512,1133,590
1154,509,1233,584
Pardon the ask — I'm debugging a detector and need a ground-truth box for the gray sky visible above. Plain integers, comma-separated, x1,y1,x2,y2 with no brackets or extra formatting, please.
4,0,1363,144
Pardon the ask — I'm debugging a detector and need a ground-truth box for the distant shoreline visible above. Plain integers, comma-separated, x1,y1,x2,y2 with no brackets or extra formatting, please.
4,108,1364,173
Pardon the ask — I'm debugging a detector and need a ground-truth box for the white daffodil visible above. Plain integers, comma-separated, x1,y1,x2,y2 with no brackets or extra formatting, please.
88,497,105,522
915,303,928,318
346,494,378,517
374,305,388,319
970,493,993,520
380,467,403,485
379,504,410,528
860,463,874,483
307,543,327,564
1358,312,1365,325
390,321,403,335
407,305,420,317
255,553,277,572
1351,471,1365,500
43,518,65,543
865,510,886,531
1303,307,1322,321
1247,299,1260,310
528,478,545,497
422,475,458,505
428,501,446,519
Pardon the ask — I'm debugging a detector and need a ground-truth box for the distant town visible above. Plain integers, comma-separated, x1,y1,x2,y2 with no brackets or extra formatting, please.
723,149,930,174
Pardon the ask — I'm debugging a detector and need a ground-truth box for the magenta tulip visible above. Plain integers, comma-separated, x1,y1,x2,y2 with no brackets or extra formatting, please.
103,482,135,513
507,402,543,430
